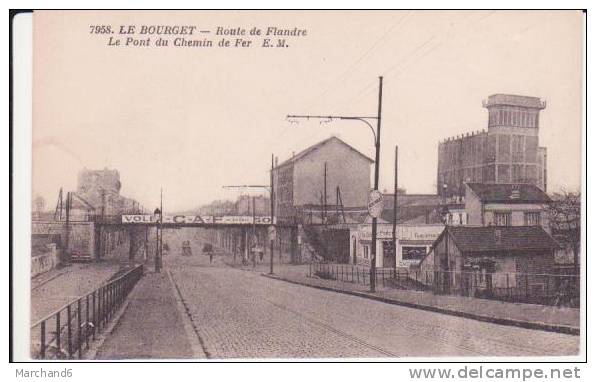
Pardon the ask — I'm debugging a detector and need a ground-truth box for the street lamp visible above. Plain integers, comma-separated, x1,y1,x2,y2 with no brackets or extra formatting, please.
154,207,162,272
287,76,384,292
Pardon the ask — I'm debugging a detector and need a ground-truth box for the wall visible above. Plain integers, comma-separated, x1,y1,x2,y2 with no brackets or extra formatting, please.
273,163,294,221
483,203,550,231
293,139,371,208
464,186,483,225
32,220,95,261
31,243,60,278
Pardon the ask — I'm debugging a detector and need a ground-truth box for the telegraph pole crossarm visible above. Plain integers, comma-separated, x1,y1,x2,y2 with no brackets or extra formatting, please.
286,115,378,143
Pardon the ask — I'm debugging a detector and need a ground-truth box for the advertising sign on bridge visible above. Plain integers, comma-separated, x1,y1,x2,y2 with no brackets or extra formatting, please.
121,215,276,225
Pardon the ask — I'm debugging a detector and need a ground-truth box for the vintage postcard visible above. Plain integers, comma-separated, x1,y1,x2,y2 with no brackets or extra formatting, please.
20,10,584,361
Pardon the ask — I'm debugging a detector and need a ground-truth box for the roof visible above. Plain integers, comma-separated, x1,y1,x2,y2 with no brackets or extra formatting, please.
466,183,551,204
380,205,442,224
273,136,374,169
445,226,560,254
382,193,441,209
483,94,546,109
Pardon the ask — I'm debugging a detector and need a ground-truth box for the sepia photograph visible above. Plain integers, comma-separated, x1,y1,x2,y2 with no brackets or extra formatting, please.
14,9,585,362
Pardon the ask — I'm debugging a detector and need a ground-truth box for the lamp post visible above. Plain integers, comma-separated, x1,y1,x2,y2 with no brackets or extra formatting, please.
154,207,162,273
287,76,384,292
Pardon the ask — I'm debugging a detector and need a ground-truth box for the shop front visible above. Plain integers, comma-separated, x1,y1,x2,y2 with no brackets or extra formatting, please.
350,224,444,268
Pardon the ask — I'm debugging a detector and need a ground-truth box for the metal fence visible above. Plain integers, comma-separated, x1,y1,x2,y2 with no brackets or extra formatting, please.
409,269,580,307
309,262,404,288
309,263,579,307
30,264,144,359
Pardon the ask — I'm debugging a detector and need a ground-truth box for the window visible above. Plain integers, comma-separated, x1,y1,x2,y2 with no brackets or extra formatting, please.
402,246,427,261
522,112,528,127
525,212,541,226
512,135,524,162
494,212,511,226
363,245,369,259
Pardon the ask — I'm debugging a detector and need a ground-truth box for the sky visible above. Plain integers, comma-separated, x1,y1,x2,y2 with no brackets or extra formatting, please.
32,10,584,212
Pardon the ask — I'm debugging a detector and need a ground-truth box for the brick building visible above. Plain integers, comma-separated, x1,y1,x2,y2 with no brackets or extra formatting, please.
272,136,373,224
437,94,548,198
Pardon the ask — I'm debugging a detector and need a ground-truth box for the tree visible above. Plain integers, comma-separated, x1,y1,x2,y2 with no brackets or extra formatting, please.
549,191,581,273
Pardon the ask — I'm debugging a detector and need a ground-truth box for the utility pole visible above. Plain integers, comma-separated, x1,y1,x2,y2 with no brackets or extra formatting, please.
160,187,163,271
287,76,384,293
100,188,106,259
252,195,256,268
64,192,71,264
370,76,383,292
323,161,327,224
392,145,398,279
54,187,63,221
270,153,275,274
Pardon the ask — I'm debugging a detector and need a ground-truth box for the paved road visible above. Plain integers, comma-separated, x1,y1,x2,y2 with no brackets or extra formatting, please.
165,249,579,359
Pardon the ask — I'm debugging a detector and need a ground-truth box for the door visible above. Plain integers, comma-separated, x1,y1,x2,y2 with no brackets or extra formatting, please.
382,241,395,268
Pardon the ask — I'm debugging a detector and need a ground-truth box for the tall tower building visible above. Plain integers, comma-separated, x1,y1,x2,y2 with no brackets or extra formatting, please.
437,94,547,198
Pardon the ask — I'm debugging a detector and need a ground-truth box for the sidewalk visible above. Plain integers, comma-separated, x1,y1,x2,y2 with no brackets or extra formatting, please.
259,264,580,335
93,271,204,359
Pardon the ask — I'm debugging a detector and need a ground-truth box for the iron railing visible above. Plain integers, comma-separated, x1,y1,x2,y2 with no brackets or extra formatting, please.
309,262,404,288
30,264,144,359
422,269,580,307
309,263,579,307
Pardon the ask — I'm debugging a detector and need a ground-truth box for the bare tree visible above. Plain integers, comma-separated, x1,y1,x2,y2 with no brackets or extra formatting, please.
549,190,581,273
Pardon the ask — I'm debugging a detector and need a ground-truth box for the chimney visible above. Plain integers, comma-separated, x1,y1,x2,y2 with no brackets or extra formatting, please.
275,156,279,166
292,151,295,158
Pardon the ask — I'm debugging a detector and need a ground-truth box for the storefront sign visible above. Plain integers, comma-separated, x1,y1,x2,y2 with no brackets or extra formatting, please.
358,224,443,241
122,215,276,225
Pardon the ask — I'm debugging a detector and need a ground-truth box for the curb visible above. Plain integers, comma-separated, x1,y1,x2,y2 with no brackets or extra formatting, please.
262,274,580,336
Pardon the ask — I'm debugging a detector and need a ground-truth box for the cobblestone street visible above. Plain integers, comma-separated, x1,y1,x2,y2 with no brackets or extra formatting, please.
163,253,579,359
